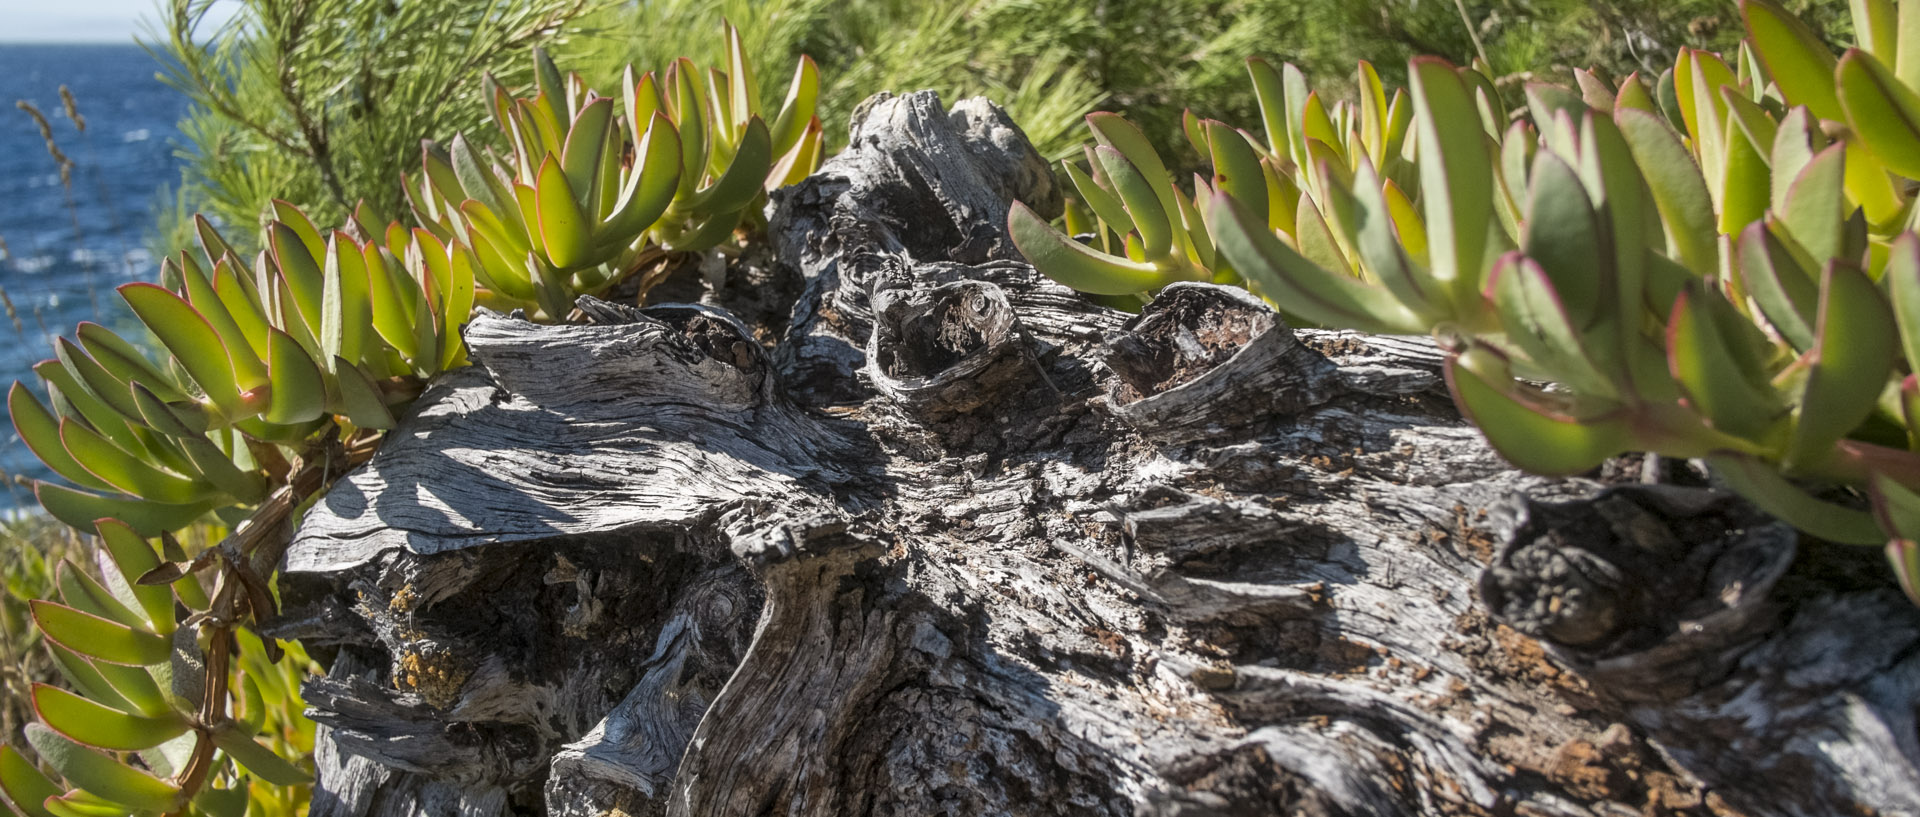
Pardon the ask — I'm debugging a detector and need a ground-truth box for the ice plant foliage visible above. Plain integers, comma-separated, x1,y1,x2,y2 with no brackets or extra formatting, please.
2,28,819,817
1012,0,1920,603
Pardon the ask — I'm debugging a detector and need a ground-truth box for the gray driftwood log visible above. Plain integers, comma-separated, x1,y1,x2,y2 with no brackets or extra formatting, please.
277,91,1920,817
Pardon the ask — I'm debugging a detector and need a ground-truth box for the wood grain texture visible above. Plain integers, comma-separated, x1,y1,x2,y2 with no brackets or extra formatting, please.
281,90,1920,817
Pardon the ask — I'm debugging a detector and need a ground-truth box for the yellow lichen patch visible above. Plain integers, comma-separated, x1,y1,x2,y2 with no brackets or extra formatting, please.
389,583,419,615
394,649,471,709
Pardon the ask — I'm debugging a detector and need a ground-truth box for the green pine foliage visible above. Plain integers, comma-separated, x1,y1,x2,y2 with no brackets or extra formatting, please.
149,0,615,255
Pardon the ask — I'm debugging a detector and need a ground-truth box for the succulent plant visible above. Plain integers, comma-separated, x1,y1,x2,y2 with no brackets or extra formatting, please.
1012,0,1920,606
0,518,317,817
404,28,823,319
3,26,820,816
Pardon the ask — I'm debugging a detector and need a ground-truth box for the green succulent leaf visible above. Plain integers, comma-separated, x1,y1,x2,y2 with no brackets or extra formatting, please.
10,383,115,492
0,745,61,817
24,724,182,813
1781,143,1843,264
43,789,134,817
534,156,591,269
1009,201,1173,295
1207,191,1426,333
771,56,820,156
32,361,139,457
55,562,144,635
52,339,143,425
687,116,772,218
1787,262,1898,470
57,420,208,505
603,113,684,238
270,200,326,262
1095,145,1173,260
1839,50,1920,181
367,243,429,364
321,233,374,371
1708,452,1884,543
1246,58,1290,159
119,283,246,419
1615,71,1657,113
175,260,268,391
1409,58,1495,309
1744,0,1844,121
1887,233,1920,371
1087,112,1179,221
1205,121,1267,219
29,601,168,666
1736,219,1820,351
123,381,198,439
1577,112,1658,307
45,644,141,717
1444,353,1633,475
1873,473,1920,541
1615,109,1718,276
92,520,173,633
1488,253,1618,397
560,97,615,209
210,726,309,786
74,324,186,405
1520,151,1606,327
1343,160,1438,316
191,214,237,270
191,786,247,817
263,329,327,426
1065,156,1133,237
268,222,326,334
209,259,272,362
1898,0,1920,90
31,685,187,751
33,484,209,538
1666,283,1787,439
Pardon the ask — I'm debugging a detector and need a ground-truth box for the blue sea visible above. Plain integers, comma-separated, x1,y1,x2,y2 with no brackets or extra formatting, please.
0,44,189,513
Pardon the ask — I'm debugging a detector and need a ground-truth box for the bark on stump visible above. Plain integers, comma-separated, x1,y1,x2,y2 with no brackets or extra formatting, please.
277,91,1920,817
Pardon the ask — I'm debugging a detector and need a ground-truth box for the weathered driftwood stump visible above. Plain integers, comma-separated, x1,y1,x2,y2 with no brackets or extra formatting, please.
278,91,1920,817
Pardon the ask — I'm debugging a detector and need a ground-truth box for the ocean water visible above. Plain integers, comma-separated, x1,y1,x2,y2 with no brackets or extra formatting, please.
0,44,190,513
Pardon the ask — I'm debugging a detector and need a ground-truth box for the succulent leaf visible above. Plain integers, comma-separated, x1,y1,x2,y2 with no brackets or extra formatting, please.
1787,262,1898,470
1666,282,1787,438
24,724,182,813
1064,158,1133,237
1095,145,1173,260
1614,109,1717,275
1444,353,1633,474
1743,0,1845,121
10,383,116,492
33,483,209,538
0,745,61,817
119,283,246,419
57,420,208,505
1708,452,1884,543
263,329,327,426
1009,201,1174,295
1207,192,1426,333
534,156,590,269
29,601,168,666
687,116,772,218
92,520,173,632
31,685,187,751
1087,112,1178,221
1409,58,1496,309
210,725,309,786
